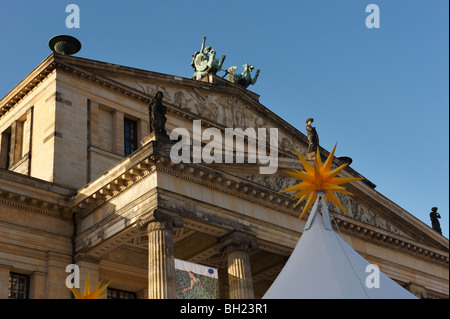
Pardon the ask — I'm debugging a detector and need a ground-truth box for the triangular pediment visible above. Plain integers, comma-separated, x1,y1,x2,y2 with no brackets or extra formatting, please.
52,53,312,164
55,55,304,142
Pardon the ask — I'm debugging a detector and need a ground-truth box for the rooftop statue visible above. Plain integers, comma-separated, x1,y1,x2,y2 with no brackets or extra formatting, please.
430,207,442,235
225,63,260,89
305,118,319,160
148,91,168,138
191,36,226,80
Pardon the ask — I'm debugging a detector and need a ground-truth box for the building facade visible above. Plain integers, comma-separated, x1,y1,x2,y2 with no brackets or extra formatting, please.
0,53,448,299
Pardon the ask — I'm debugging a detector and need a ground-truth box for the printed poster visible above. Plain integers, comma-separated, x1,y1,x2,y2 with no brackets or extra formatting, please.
175,258,220,299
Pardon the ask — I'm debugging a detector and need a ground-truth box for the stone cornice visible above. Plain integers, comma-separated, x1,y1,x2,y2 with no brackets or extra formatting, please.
0,196,71,221
0,55,57,118
71,139,303,221
0,53,257,117
53,54,261,103
344,175,449,251
72,157,157,218
0,169,74,220
333,214,449,265
156,158,302,217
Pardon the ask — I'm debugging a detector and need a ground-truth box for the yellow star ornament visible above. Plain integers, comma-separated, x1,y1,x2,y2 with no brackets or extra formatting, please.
70,274,111,299
280,144,363,219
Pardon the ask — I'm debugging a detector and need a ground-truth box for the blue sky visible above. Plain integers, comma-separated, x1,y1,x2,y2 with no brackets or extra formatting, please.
0,0,448,238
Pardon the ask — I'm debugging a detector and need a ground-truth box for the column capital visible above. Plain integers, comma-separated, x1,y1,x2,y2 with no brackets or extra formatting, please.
217,230,258,255
136,209,184,233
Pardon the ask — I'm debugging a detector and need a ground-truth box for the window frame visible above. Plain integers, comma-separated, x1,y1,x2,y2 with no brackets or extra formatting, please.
8,272,30,299
107,287,137,299
124,117,138,157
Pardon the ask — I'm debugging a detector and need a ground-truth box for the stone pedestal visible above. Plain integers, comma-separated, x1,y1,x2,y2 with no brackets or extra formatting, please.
218,231,258,299
140,131,170,147
305,152,315,161
137,210,183,299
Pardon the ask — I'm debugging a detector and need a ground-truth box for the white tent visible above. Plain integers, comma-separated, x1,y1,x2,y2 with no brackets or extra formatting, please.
263,192,417,299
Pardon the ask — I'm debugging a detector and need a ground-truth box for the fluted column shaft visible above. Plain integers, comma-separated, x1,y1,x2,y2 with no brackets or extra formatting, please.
137,210,183,299
148,222,176,298
218,231,258,299
227,249,254,299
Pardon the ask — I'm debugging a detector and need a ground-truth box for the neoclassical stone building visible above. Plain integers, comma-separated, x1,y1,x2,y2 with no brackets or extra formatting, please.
0,53,448,299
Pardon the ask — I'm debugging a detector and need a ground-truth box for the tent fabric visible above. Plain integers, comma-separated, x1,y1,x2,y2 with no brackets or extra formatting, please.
263,195,417,299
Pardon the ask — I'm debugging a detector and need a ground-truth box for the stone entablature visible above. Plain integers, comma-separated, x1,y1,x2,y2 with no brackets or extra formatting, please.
0,169,74,221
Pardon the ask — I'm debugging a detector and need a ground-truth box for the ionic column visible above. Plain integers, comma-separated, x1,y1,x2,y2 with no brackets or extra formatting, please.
137,210,183,299
218,231,258,299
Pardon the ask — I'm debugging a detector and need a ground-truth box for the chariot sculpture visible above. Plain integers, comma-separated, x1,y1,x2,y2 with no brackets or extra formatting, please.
225,63,260,89
190,36,260,89
191,36,226,80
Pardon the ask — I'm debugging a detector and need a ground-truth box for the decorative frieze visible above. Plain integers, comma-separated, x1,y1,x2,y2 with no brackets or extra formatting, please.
0,190,71,221
334,216,449,264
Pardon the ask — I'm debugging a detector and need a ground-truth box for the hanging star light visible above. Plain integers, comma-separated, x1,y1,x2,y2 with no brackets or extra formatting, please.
280,144,363,219
70,274,111,299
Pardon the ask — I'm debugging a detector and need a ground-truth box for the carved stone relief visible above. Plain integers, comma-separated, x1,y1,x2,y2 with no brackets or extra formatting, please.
280,136,304,156
244,174,407,237
332,193,408,236
173,91,195,113
127,81,306,156
245,175,297,193
134,81,174,104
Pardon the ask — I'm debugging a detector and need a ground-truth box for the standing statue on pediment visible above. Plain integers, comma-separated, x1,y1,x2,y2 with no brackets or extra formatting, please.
306,118,319,160
148,91,168,138
191,36,226,80
430,207,442,235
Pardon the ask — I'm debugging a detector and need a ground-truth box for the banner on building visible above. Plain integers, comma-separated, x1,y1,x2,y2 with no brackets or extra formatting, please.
175,258,220,299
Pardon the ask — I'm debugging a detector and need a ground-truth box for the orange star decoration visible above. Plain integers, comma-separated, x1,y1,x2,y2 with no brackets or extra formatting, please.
280,144,362,219
70,274,111,299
